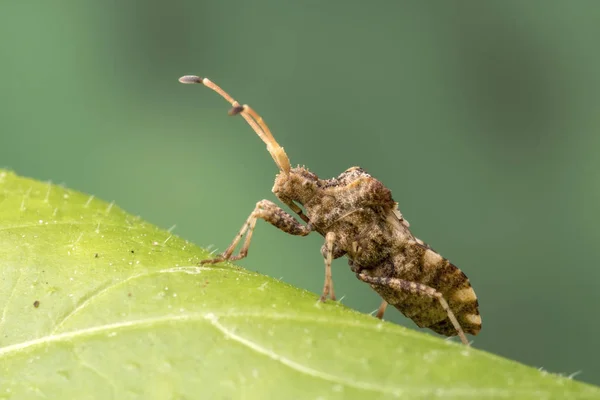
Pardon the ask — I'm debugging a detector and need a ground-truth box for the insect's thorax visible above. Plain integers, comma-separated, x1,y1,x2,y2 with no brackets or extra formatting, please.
273,166,412,266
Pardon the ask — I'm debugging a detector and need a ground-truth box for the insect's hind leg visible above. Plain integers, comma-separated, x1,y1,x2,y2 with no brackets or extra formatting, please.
375,300,388,319
356,273,469,346
201,199,311,265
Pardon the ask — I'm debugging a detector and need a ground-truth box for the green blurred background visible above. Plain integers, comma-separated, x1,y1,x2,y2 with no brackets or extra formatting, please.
2,0,600,386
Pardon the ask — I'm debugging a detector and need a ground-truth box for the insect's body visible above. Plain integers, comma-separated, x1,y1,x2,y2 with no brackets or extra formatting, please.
179,75,481,345
275,166,481,337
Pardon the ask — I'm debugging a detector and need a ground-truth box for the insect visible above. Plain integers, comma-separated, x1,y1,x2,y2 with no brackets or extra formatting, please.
179,75,481,345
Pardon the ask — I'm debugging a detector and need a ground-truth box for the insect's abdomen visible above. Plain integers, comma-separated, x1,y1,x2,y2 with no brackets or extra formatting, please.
369,241,482,337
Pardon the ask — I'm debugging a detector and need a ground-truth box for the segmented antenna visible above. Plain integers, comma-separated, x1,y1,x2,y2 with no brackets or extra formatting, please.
179,75,291,173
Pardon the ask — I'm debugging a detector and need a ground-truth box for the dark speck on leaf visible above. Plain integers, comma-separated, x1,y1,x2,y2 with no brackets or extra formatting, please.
33,301,40,308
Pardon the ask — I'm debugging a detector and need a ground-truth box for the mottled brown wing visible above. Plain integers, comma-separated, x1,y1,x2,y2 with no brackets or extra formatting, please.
384,210,481,336
410,240,481,336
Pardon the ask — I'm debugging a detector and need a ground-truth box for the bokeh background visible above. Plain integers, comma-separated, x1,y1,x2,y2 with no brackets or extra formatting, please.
2,0,600,386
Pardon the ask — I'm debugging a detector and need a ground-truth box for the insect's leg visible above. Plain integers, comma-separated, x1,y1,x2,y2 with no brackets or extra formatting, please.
201,199,311,265
277,195,310,223
375,300,388,319
356,274,469,346
320,232,336,302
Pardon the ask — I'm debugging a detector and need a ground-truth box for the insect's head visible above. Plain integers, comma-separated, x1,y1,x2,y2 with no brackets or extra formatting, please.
179,75,291,174
272,166,319,205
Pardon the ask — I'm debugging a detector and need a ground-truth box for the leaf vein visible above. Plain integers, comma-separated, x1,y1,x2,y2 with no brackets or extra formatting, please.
50,266,249,333
0,268,23,333
0,312,557,398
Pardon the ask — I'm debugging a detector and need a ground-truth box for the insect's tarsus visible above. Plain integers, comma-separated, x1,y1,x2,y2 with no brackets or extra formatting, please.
375,300,388,319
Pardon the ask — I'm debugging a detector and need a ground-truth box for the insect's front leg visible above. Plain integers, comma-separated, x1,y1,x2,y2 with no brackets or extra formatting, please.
201,199,311,265
277,195,310,223
356,273,470,346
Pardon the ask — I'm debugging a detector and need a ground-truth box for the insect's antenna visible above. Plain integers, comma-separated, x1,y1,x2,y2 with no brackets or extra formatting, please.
179,75,291,173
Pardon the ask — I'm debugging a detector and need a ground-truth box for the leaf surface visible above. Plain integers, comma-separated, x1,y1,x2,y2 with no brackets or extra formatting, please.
0,170,598,399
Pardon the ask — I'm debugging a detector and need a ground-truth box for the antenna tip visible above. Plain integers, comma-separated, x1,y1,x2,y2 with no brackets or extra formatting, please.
179,75,203,84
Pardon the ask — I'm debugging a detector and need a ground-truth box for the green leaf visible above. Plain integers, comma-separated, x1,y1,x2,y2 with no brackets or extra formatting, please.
0,170,598,400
